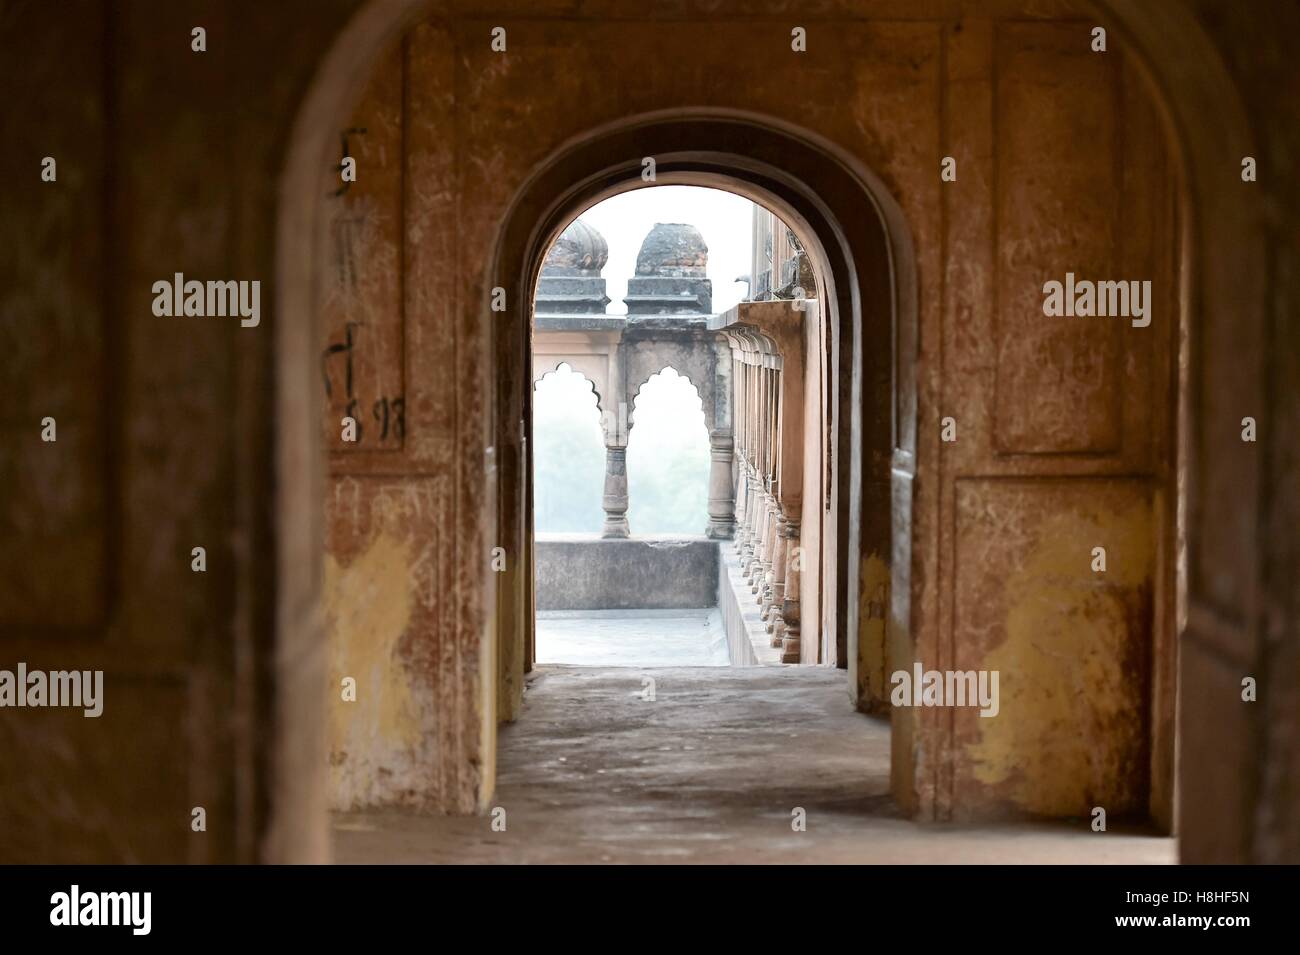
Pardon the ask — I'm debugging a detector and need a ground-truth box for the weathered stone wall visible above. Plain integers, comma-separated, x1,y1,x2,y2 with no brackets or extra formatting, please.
535,538,718,611
1179,0,1300,864
909,19,1181,824
0,0,359,862
717,548,782,667
320,33,483,813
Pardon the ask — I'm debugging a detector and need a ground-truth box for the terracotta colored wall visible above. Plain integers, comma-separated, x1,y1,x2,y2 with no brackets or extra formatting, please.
916,21,1181,823
824,17,1180,820
320,32,486,812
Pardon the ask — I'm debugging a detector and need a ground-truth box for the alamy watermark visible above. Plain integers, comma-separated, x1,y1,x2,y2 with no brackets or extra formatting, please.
890,662,999,718
50,885,150,935
151,273,260,327
0,664,103,717
1042,272,1151,328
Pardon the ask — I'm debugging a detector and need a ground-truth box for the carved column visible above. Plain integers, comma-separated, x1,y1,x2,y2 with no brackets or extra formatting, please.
780,518,802,663
600,443,630,538
705,430,735,539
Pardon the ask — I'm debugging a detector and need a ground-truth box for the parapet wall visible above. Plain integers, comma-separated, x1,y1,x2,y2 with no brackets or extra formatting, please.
535,536,718,610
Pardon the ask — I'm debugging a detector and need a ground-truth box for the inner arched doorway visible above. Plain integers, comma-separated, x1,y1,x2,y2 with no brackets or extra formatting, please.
489,111,919,791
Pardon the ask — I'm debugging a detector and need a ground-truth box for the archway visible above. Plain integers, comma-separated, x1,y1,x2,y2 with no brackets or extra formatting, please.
624,367,711,536
529,189,836,669
272,0,1262,863
490,111,918,781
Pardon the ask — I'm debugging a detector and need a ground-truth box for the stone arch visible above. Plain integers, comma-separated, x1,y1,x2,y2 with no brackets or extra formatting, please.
533,359,606,415
270,0,1267,863
532,361,607,535
624,366,713,535
626,362,712,433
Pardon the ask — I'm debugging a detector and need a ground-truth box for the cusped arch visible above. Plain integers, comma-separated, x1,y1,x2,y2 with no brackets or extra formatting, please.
625,365,707,433
623,339,720,432
533,359,606,415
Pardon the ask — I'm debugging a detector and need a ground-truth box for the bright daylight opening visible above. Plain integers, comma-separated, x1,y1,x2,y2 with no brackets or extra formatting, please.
531,184,825,669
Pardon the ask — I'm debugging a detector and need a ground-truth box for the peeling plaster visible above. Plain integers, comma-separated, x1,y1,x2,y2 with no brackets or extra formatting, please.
967,499,1154,815
325,532,422,810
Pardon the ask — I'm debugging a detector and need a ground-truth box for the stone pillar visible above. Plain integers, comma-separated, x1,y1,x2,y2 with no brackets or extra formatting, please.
600,444,630,538
780,519,802,663
706,430,736,539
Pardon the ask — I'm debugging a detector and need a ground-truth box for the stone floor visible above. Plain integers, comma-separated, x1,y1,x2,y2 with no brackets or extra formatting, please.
333,666,1177,864
535,609,730,666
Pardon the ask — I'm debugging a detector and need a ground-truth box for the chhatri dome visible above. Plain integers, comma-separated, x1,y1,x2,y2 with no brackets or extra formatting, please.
542,219,609,274
625,222,712,316
534,218,612,318
634,222,708,277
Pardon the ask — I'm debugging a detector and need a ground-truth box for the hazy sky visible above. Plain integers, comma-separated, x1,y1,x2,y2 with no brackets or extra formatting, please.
572,185,755,315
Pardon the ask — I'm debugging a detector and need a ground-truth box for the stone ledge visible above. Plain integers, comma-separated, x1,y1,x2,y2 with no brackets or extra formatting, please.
535,536,718,610
717,546,782,667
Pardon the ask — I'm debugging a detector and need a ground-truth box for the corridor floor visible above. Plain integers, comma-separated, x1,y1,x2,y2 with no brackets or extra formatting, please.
332,666,1176,864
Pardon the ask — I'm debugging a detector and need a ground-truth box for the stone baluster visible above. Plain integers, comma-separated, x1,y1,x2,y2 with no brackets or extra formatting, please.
768,514,788,647
758,494,776,604
742,467,758,557
738,470,752,569
742,486,757,581
745,480,764,582
747,489,767,588
732,464,748,553
779,519,801,662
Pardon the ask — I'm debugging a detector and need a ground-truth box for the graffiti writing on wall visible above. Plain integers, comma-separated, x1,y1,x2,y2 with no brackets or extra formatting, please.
322,320,404,448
